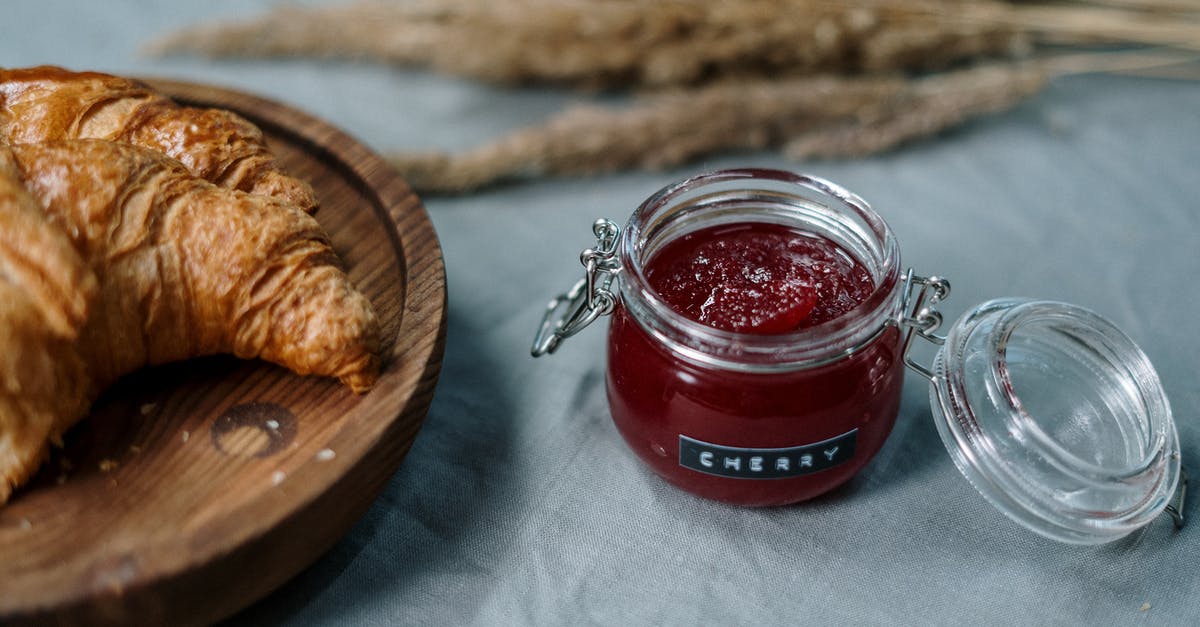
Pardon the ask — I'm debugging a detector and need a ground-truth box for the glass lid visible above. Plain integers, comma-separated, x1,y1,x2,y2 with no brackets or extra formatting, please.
928,298,1181,545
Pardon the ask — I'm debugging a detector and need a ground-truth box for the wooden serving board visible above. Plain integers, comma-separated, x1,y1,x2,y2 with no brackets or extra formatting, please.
0,80,446,626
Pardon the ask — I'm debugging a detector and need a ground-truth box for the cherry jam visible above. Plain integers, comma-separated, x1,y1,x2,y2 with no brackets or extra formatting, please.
604,169,905,506
645,223,875,334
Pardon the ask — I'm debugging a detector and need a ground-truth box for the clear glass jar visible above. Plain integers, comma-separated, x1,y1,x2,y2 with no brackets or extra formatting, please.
534,168,1184,543
606,169,904,506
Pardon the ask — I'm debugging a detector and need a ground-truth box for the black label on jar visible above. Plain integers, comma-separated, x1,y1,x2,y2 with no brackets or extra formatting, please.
678,430,857,479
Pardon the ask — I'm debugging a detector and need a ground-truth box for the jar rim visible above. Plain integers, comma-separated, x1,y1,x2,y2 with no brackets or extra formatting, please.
617,168,903,371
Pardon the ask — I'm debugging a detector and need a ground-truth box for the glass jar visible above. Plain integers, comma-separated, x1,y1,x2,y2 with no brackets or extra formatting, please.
534,168,1184,543
606,169,904,506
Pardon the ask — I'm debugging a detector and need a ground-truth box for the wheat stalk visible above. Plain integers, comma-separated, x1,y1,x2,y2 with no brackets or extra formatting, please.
147,0,1200,86
784,62,1048,159
388,49,1200,193
1020,0,1200,14
145,1,1200,193
1000,4,1200,49
388,63,1050,193
147,0,1035,86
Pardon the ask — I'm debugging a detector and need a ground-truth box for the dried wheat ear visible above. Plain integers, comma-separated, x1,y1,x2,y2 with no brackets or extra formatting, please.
147,0,1200,87
388,51,1200,193
147,1,1200,192
388,63,1048,193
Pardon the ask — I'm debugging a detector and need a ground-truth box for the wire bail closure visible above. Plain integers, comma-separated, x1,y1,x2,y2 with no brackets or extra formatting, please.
531,219,622,356
898,269,952,382
1165,465,1188,530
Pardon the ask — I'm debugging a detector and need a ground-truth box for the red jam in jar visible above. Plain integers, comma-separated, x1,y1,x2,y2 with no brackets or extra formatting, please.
645,223,875,334
604,169,905,506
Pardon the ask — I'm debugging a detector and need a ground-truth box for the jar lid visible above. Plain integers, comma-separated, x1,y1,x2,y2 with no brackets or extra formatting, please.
929,298,1181,544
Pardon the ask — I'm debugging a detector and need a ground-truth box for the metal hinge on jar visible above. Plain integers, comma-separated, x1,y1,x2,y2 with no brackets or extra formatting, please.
1165,465,1188,530
897,270,952,382
531,219,622,357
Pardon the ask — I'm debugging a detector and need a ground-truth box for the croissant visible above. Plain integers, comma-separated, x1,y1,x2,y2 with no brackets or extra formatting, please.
0,155,95,504
0,139,380,503
0,65,318,213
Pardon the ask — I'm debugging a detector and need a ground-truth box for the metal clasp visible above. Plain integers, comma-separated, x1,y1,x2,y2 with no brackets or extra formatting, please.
1166,465,1188,530
898,270,951,382
531,219,622,356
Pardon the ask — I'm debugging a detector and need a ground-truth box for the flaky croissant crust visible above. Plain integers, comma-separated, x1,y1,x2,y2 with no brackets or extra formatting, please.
0,65,319,213
0,139,381,504
0,154,95,503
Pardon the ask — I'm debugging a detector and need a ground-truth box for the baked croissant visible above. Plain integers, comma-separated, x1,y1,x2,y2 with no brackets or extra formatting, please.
0,155,95,504
0,65,318,213
0,139,380,503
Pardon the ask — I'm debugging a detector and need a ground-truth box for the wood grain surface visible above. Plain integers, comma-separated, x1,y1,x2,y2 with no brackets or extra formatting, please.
0,79,447,626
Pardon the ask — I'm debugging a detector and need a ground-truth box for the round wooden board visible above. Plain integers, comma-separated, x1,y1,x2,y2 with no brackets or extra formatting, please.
0,80,446,625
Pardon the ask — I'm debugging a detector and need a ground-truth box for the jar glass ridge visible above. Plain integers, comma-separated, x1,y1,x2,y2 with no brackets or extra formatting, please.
617,168,905,371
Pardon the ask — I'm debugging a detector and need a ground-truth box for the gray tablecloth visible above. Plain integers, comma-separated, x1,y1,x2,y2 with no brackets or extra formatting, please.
6,2,1199,624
